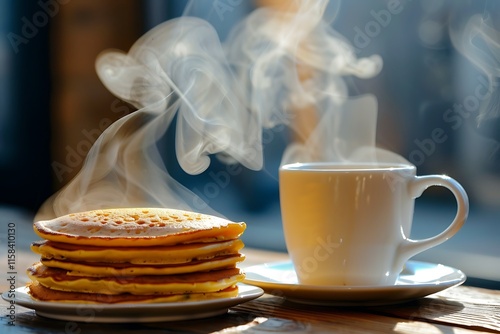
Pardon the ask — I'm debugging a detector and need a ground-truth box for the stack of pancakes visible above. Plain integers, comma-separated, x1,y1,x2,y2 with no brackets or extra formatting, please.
27,208,246,304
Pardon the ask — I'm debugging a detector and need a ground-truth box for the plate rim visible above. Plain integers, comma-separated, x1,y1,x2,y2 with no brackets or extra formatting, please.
2,284,264,323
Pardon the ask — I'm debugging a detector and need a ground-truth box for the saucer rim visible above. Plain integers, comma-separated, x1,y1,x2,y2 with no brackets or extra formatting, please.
242,260,466,306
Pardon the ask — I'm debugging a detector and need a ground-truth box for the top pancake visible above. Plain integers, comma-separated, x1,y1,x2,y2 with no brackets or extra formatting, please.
34,208,246,247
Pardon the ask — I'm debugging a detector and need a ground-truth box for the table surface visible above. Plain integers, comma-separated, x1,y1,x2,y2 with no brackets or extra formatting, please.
1,248,500,334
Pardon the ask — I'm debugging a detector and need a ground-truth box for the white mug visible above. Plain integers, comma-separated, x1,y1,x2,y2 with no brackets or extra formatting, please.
279,162,469,286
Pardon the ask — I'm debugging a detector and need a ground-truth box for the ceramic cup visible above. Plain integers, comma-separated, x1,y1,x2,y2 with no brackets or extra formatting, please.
279,162,469,286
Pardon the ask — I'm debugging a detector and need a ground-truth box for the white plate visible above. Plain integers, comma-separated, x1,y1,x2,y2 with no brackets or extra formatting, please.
243,260,466,306
2,284,263,323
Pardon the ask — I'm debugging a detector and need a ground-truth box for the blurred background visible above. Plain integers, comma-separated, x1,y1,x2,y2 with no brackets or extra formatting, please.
0,0,499,287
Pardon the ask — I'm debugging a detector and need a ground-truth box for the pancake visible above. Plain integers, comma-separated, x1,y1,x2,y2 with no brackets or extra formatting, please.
28,208,247,304
40,254,244,277
33,208,246,247
28,262,244,295
28,281,239,304
31,239,244,264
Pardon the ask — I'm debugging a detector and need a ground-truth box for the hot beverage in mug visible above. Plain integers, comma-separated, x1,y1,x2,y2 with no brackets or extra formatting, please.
279,162,468,286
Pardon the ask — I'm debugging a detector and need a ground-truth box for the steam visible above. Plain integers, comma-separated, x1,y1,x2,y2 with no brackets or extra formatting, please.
224,0,387,164
450,11,500,125
37,0,393,220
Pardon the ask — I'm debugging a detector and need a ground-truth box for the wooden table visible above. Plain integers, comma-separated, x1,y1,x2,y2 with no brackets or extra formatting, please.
1,248,499,333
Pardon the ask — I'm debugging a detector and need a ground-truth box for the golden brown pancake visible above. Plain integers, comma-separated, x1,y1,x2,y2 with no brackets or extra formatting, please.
40,254,244,277
28,208,247,304
31,239,244,264
28,281,239,304
28,262,244,295
34,208,246,247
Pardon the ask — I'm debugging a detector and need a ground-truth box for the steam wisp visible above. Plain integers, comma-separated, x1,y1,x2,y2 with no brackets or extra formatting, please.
450,10,500,127
37,0,392,220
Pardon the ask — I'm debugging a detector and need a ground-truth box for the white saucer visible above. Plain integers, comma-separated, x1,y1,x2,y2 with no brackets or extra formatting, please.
2,284,263,323
243,260,466,306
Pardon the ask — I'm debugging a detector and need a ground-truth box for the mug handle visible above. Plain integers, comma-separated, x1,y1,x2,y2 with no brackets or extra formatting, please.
397,175,469,265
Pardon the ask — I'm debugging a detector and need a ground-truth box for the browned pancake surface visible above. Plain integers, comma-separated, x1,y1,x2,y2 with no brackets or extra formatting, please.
28,263,245,295
40,254,244,276
34,208,246,246
31,239,244,264
28,282,239,304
